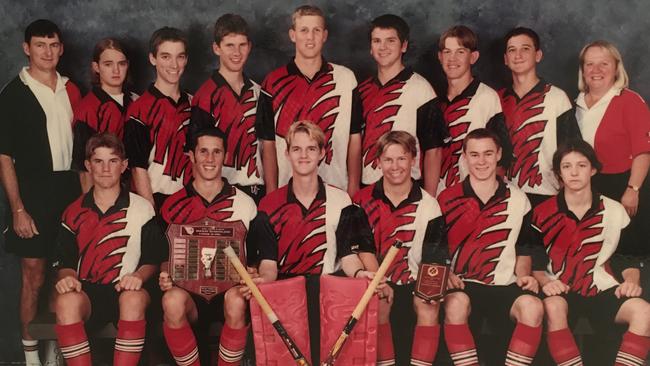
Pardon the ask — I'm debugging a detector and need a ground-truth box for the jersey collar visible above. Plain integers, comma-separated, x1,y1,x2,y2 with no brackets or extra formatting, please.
148,83,189,107
462,176,508,209
287,177,326,211
81,187,130,217
92,86,130,112
211,70,253,99
442,78,481,105
373,66,414,87
371,177,422,210
502,78,547,102
556,189,602,221
286,58,331,82
185,178,234,207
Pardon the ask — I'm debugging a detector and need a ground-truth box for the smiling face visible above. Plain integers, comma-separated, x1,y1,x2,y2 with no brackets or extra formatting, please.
93,48,128,92
23,35,63,73
213,33,251,74
582,46,617,94
289,15,328,61
438,37,478,81
378,143,415,187
559,151,596,193
286,131,325,177
85,146,127,190
463,137,501,182
504,34,542,76
190,135,225,183
149,40,187,87
370,27,407,70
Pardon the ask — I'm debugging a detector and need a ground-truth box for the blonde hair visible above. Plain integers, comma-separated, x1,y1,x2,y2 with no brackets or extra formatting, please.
285,120,325,150
375,131,417,160
578,40,629,92
291,5,326,29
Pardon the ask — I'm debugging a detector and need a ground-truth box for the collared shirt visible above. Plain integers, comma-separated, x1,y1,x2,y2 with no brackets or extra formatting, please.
353,178,445,284
438,178,532,286
354,67,445,184
19,67,75,171
191,71,264,186
256,59,359,190
532,190,630,296
499,80,580,196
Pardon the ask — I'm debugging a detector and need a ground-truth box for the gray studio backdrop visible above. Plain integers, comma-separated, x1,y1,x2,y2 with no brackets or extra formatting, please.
1,0,649,362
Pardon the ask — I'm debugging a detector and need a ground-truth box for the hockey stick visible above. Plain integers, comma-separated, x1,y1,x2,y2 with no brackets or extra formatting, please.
223,246,311,366
321,240,404,366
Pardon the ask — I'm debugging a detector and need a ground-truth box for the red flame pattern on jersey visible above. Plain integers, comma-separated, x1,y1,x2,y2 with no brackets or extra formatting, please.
74,91,126,137
269,199,327,275
442,187,512,284
440,98,471,187
501,85,550,188
161,187,235,225
535,200,605,296
267,66,340,164
358,79,404,168
64,207,129,284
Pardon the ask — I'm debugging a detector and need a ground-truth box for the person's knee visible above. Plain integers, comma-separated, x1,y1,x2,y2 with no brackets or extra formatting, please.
414,298,439,326
22,260,46,288
162,289,189,323
627,299,650,335
513,295,543,326
55,292,86,324
543,296,568,324
444,292,471,323
119,290,150,320
224,288,246,325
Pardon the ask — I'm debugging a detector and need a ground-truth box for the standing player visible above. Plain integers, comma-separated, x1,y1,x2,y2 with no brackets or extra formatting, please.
437,129,543,366
532,140,650,366
256,5,361,196
0,19,81,365
355,14,445,196
124,27,191,210
73,37,138,193
354,131,446,365
53,133,164,366
250,121,373,364
158,127,258,366
436,25,512,194
499,27,581,207
190,14,265,203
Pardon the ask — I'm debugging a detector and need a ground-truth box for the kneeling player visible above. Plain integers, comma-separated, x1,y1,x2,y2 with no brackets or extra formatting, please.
54,133,164,366
437,128,543,365
159,127,257,366
354,131,446,365
532,140,650,366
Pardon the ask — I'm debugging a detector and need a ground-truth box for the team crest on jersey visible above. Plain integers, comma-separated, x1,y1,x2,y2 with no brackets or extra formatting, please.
147,99,191,182
273,68,340,164
441,98,471,187
538,202,605,296
502,86,550,188
359,80,405,168
445,190,512,283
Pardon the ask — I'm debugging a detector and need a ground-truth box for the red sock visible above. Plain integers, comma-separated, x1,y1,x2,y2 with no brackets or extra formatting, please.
55,322,92,366
506,323,541,366
218,324,249,366
547,328,582,365
163,323,200,366
377,323,395,366
410,325,440,365
114,319,146,366
615,331,650,366
444,323,478,366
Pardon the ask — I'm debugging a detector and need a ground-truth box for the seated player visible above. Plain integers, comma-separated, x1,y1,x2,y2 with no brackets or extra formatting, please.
159,127,258,366
532,140,650,366
249,120,373,364
437,128,543,366
354,131,446,365
73,37,138,192
53,133,164,366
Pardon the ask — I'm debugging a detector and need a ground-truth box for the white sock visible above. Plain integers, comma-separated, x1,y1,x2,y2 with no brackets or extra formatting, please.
42,339,63,365
22,339,42,366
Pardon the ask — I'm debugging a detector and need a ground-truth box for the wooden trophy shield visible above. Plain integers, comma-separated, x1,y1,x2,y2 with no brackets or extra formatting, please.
166,218,246,301
414,263,449,302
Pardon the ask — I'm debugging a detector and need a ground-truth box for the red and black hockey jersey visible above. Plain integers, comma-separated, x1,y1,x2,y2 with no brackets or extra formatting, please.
531,191,630,296
256,60,359,190
499,81,580,196
436,79,512,194
72,87,138,171
353,178,446,285
438,178,532,285
354,67,446,184
124,85,191,195
252,178,371,276
191,72,263,187
57,189,164,284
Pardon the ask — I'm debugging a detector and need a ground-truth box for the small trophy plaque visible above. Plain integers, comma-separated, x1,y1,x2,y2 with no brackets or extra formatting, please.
166,218,246,301
414,263,449,303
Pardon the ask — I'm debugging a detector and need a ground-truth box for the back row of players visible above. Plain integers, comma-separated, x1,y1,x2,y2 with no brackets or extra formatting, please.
1,4,649,366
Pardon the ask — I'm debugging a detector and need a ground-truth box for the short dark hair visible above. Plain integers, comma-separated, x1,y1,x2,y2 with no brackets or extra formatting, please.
214,14,250,44
369,14,410,45
24,19,62,43
552,140,602,179
188,127,228,153
85,132,126,160
504,27,541,51
462,128,502,152
149,27,187,56
439,25,478,51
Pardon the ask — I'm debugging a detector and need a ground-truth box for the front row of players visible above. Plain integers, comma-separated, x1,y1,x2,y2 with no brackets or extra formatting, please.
51,126,650,365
